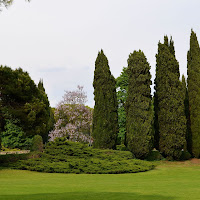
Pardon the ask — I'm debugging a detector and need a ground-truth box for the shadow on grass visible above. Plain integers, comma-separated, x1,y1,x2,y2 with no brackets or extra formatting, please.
0,192,175,200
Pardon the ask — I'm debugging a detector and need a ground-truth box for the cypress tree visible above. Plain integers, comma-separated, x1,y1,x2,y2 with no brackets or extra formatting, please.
92,50,118,149
187,30,200,157
126,50,153,159
154,36,186,160
37,80,54,142
182,75,192,153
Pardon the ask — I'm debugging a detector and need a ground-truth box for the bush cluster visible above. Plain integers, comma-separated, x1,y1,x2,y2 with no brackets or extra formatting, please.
15,138,155,174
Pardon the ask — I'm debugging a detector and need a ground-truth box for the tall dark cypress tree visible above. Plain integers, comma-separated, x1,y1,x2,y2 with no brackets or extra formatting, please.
92,50,118,149
154,36,186,160
187,30,200,158
126,50,153,159
38,80,55,142
182,75,192,153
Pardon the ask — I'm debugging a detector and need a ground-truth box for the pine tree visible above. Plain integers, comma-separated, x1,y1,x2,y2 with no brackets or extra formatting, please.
154,36,186,160
126,50,153,159
187,30,200,157
92,50,118,149
182,75,192,153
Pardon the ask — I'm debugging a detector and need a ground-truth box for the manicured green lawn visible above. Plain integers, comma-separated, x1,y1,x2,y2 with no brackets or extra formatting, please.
0,161,200,200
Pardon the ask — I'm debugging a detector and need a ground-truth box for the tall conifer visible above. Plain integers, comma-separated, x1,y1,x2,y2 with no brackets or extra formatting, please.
126,50,153,158
154,36,186,160
92,50,118,149
182,75,192,153
187,30,200,157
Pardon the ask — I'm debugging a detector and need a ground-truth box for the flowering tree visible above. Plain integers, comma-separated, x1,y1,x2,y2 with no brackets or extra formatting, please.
49,86,93,144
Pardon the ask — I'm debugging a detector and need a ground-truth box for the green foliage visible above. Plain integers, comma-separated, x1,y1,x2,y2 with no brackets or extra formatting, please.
92,50,118,149
116,144,127,151
1,145,20,151
126,50,154,159
145,150,164,161
0,152,40,167
116,67,128,144
187,30,200,158
31,135,43,152
15,137,155,174
37,80,55,142
179,150,191,161
154,36,186,160
1,119,32,149
182,75,192,154
0,66,53,142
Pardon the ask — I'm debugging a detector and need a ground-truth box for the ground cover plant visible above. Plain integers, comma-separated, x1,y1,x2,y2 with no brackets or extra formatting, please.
14,137,155,174
0,160,200,200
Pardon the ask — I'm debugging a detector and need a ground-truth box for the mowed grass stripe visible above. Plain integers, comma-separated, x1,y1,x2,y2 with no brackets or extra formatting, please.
0,163,200,200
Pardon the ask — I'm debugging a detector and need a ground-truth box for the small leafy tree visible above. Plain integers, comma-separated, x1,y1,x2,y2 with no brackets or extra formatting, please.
116,67,128,145
1,119,32,149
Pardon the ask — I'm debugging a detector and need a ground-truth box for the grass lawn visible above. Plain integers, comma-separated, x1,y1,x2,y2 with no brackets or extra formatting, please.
0,160,200,200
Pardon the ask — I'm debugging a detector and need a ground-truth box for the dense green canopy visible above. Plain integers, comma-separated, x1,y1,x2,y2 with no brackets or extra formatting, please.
92,50,118,149
187,30,200,158
154,36,186,160
0,66,53,143
126,50,153,159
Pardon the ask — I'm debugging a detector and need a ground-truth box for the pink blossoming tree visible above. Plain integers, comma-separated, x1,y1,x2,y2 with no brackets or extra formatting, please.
49,86,93,144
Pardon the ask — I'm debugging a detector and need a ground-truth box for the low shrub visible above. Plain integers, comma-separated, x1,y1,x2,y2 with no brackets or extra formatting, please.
31,135,43,152
145,150,164,161
0,152,41,167
179,150,191,161
14,137,155,174
116,144,127,151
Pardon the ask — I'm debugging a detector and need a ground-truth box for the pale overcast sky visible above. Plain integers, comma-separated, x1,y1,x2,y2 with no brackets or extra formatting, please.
0,0,200,107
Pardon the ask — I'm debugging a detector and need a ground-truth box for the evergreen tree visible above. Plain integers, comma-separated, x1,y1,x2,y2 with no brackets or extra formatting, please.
154,36,186,160
187,30,200,157
182,75,192,154
116,67,128,144
37,80,55,142
92,50,118,149
126,50,153,159
0,66,52,143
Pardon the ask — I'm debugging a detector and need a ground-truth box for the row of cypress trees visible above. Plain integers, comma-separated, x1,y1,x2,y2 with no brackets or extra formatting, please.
92,30,200,159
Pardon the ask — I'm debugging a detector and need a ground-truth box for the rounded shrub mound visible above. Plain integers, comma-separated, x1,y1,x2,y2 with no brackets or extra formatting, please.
145,150,164,161
180,150,191,161
16,137,155,174
31,135,43,152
